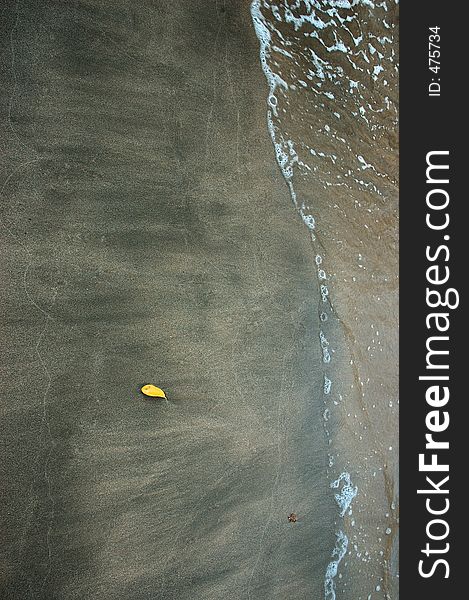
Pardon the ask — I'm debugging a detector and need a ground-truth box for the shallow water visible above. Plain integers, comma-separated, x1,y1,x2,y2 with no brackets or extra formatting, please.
1,1,397,599
250,1,399,598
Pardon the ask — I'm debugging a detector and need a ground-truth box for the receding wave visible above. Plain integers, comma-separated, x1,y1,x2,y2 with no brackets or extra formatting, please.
250,1,398,598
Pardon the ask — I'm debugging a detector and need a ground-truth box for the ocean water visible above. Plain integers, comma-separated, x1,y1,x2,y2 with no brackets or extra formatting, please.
250,1,399,598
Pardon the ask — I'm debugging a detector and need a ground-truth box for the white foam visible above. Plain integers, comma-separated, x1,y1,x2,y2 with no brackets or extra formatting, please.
331,472,358,517
324,531,349,600
301,210,316,230
320,331,332,364
321,285,329,302
372,64,384,80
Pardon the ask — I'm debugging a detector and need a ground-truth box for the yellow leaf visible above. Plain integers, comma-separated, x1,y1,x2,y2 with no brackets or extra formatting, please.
141,384,167,399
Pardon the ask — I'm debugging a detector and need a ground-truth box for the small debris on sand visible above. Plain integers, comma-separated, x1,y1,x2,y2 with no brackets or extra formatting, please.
141,384,167,399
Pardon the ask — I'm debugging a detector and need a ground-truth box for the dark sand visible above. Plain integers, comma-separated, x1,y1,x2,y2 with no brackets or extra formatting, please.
1,1,341,598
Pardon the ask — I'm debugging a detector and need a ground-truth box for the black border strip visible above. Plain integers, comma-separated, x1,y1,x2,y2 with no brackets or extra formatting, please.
400,1,465,595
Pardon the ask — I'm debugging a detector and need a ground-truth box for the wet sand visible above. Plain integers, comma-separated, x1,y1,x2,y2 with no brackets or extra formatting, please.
1,1,340,598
